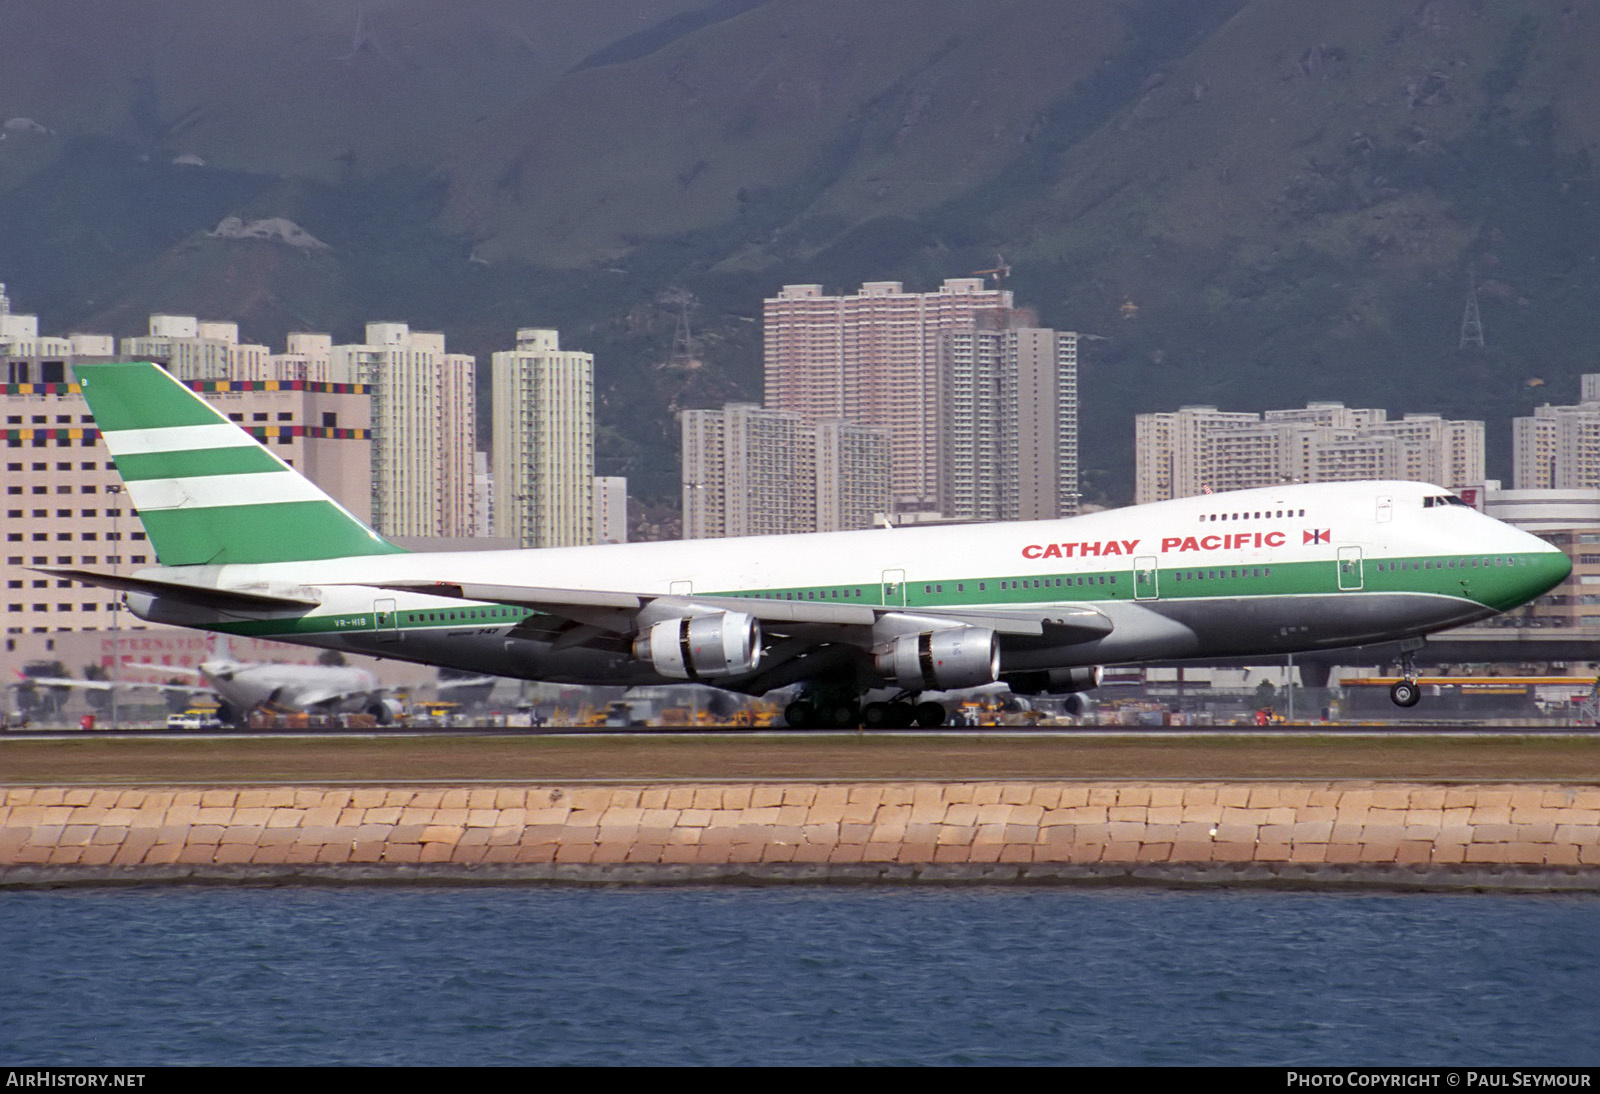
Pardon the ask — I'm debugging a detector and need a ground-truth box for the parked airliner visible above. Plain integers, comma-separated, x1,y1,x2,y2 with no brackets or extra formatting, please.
12,640,403,725
46,362,1570,728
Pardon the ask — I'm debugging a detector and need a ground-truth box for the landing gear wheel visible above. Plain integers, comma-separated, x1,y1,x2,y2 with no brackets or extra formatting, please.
914,701,947,728
887,702,916,728
823,702,861,729
862,701,892,728
784,700,816,728
1390,680,1421,708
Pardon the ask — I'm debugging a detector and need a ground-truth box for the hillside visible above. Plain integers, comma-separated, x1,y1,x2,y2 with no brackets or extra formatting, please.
3,0,1600,505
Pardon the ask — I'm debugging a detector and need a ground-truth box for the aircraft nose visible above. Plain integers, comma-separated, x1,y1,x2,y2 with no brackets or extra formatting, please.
1513,534,1571,609
1471,522,1570,613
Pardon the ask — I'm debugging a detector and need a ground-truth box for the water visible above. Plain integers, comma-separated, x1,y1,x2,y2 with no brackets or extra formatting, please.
2,886,1597,1066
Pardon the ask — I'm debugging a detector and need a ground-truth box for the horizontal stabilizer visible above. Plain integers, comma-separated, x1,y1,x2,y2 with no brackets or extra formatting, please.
37,568,322,612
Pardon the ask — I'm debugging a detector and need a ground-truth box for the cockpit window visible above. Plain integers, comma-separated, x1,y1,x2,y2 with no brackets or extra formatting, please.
1422,495,1470,509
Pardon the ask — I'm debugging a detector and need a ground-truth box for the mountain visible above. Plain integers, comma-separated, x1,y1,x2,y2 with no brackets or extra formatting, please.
3,0,1600,505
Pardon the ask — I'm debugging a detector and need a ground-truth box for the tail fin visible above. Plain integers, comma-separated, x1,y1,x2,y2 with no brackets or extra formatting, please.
75,361,406,566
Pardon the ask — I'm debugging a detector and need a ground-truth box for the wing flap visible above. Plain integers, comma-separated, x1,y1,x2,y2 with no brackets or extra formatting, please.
361,580,1111,639
377,581,644,611
371,580,881,629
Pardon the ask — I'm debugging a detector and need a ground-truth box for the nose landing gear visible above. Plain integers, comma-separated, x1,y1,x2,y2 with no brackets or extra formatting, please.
1389,648,1422,708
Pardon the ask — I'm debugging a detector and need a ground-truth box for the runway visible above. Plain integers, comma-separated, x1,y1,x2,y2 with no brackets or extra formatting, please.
3,727,1598,785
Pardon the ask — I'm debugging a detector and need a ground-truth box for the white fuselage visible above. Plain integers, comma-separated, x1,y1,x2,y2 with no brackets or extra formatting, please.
124,481,1569,693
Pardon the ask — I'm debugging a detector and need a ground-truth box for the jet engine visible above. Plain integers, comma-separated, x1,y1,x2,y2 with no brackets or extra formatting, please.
874,626,999,691
1002,666,1103,696
632,612,762,680
364,698,405,726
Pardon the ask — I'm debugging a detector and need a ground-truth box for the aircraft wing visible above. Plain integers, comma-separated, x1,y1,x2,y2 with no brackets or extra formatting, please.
119,663,208,681
12,673,196,694
437,675,500,689
285,684,366,709
358,578,1114,696
363,580,1114,640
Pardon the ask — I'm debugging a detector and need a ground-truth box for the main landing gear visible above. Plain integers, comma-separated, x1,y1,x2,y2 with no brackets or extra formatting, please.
862,698,948,729
784,691,947,729
1389,649,1421,708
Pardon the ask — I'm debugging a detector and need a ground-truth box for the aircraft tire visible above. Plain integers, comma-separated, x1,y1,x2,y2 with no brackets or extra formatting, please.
784,700,816,729
1389,680,1421,708
888,703,916,728
914,701,947,728
861,701,892,728
824,702,861,729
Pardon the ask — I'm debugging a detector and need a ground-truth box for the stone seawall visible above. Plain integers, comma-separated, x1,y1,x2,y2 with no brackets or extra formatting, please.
4,782,1599,889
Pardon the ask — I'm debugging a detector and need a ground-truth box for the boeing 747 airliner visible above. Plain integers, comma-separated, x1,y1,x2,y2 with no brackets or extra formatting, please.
46,362,1570,727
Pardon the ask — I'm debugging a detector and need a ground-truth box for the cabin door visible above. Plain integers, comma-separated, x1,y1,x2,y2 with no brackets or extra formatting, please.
374,598,399,643
1133,556,1160,600
1337,546,1364,591
881,569,906,607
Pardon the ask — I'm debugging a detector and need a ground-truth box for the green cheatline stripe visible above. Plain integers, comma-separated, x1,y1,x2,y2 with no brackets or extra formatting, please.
74,362,224,432
140,499,407,566
712,552,1565,613
114,445,285,482
213,605,538,638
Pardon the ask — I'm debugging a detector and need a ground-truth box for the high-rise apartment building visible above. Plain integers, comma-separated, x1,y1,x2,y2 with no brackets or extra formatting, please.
118,315,477,539
1134,406,1260,503
490,328,595,548
1513,376,1600,491
1136,402,1484,503
939,320,1078,522
765,278,1013,512
121,315,271,382
120,317,344,385
272,333,336,382
1,289,112,372
682,404,806,539
813,420,893,534
681,404,889,539
338,322,476,539
594,476,628,544
681,408,729,540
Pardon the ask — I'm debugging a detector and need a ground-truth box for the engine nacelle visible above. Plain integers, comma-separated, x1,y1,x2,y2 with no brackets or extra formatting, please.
1002,666,1104,697
632,612,762,680
874,627,999,691
364,698,406,726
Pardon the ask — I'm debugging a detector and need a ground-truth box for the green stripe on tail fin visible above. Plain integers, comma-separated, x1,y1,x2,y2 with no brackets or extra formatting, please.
74,362,407,566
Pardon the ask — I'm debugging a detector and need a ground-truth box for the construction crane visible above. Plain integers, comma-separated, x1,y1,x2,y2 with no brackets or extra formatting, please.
973,255,1011,289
